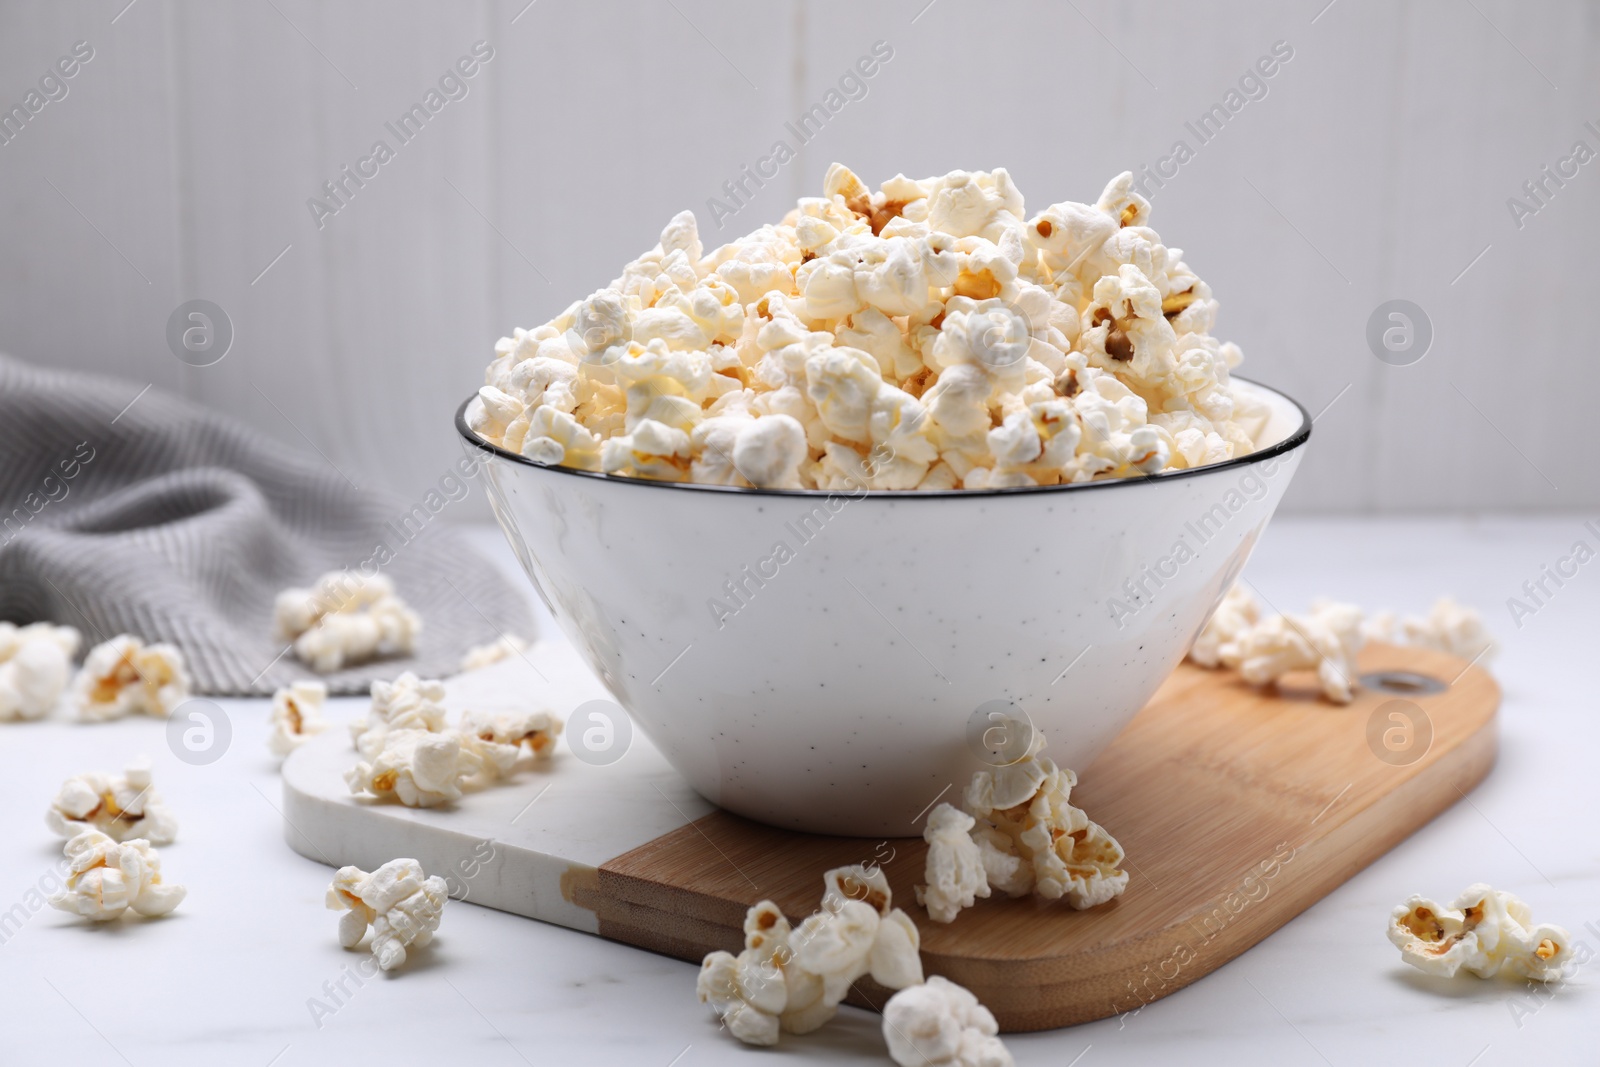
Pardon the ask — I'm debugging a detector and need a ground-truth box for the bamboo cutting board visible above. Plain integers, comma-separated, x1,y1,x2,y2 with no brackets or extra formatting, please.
282,640,1497,1032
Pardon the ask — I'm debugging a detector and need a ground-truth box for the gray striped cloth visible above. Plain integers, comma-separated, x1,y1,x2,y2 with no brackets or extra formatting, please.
0,354,532,696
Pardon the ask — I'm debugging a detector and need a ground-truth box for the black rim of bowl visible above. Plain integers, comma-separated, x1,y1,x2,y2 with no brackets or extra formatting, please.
455,374,1312,500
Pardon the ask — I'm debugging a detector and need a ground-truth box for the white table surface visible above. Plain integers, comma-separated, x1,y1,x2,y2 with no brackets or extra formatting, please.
1,517,1593,1067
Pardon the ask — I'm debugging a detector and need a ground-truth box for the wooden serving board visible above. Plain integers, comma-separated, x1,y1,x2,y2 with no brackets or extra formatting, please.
282,641,1497,1032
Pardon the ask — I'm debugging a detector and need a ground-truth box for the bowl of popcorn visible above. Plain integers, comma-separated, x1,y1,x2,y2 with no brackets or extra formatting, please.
459,164,1311,836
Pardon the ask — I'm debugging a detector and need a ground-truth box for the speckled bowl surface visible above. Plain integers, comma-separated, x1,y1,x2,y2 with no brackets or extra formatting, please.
459,379,1310,836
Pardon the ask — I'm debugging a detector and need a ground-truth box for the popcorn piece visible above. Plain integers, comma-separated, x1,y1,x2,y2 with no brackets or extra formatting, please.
458,634,529,672
1364,597,1497,665
268,680,330,756
965,734,1128,909
350,672,449,759
698,866,924,1048
48,829,185,922
326,858,448,972
472,166,1265,491
1219,600,1365,704
46,759,178,845
882,976,1014,1067
696,900,793,1046
345,729,479,808
275,570,420,673
457,706,563,762
1188,582,1261,668
916,804,990,923
72,635,190,721
0,622,80,721
1388,884,1572,983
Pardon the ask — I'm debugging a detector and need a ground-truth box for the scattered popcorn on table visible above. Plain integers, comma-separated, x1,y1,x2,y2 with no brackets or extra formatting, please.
459,634,529,672
48,828,185,922
350,671,449,759
72,634,190,721
965,733,1128,909
1219,599,1365,704
0,622,80,721
46,758,177,845
326,858,448,972
268,680,331,756
274,570,420,673
1388,884,1571,982
1364,597,1497,665
697,864,923,1047
345,729,481,808
471,164,1266,491
457,706,563,764
1187,583,1260,669
1191,585,1498,702
882,976,1014,1067
916,803,990,924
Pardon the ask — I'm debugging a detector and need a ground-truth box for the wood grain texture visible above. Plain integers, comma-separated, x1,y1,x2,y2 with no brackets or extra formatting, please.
594,643,1499,1031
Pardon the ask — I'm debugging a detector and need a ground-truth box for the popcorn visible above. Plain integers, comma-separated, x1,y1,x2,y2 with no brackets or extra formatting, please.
965,734,1128,909
1219,600,1366,704
327,859,448,972
345,729,479,808
72,635,190,721
1388,885,1572,983
1196,588,1497,702
882,976,1014,1067
350,671,449,759
697,865,924,1048
472,166,1265,490
0,622,80,721
1188,582,1262,668
457,706,562,762
274,570,420,673
459,634,529,672
48,829,185,923
46,759,177,845
268,680,330,756
916,804,990,924
1364,597,1497,664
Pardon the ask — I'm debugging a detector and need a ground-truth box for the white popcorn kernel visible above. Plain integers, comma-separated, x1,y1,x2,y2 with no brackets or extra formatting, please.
293,599,419,674
882,976,1014,1067
916,804,990,924
1389,885,1572,983
48,828,185,922
964,733,1128,909
600,418,694,481
277,570,420,673
521,406,603,470
696,900,793,1046
459,634,529,672
269,680,330,756
0,622,80,721
327,859,448,972
1364,597,1497,665
345,728,480,808
701,867,923,1048
1220,600,1366,704
731,415,807,489
46,759,178,845
1189,583,1262,668
73,635,191,722
351,671,449,757
457,705,563,764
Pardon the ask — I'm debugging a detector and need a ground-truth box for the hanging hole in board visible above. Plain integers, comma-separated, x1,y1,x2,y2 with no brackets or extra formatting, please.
1359,670,1447,696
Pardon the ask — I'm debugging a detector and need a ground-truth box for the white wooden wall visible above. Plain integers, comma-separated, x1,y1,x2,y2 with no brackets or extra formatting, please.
1,0,1595,515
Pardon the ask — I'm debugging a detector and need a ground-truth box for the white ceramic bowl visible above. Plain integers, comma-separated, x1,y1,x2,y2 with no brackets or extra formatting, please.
459,379,1310,836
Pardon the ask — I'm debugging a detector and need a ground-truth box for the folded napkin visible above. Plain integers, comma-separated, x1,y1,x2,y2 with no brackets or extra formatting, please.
0,354,532,695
